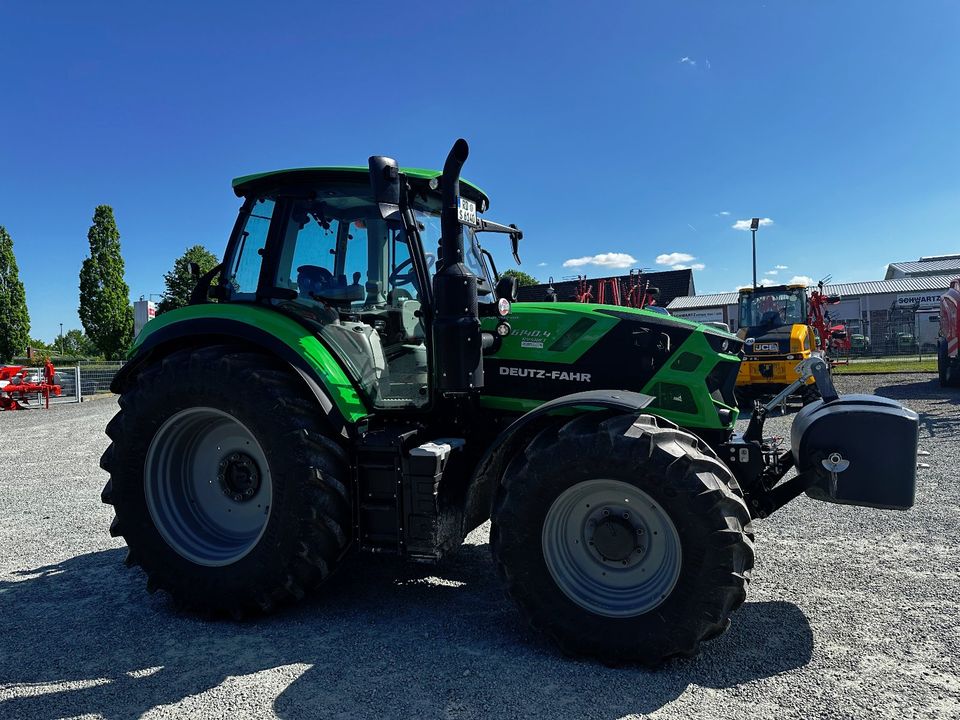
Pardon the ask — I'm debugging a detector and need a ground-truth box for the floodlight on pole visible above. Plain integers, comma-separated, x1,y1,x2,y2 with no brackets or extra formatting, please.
749,218,761,290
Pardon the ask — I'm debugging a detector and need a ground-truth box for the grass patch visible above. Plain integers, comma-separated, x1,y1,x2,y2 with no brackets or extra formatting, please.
833,358,937,374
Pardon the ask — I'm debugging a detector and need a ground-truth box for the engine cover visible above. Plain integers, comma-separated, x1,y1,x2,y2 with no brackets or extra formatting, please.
790,394,918,510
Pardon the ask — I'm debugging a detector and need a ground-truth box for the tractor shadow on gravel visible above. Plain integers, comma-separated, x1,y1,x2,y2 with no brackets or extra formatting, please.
0,546,813,720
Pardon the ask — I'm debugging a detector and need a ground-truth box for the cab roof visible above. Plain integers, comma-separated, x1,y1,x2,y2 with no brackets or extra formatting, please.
231,166,489,208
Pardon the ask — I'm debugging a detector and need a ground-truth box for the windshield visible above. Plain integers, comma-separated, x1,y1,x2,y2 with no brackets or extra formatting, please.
739,288,807,328
413,207,495,299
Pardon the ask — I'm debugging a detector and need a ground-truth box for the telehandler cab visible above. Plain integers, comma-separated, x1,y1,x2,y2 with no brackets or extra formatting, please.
102,140,919,665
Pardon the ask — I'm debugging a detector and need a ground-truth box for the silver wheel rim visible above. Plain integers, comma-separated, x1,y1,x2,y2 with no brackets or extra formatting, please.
145,407,272,567
541,479,682,618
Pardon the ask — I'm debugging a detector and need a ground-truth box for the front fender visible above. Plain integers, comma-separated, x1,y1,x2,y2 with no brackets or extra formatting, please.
462,390,654,534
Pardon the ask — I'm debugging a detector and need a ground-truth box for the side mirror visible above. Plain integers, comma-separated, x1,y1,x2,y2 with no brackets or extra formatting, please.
496,274,518,303
368,155,401,220
188,262,201,281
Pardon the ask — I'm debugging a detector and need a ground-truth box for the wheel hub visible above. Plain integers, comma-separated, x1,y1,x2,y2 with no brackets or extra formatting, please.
218,452,262,503
590,515,640,562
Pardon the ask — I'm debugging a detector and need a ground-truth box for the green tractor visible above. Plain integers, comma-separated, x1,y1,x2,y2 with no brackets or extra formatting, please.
101,140,919,665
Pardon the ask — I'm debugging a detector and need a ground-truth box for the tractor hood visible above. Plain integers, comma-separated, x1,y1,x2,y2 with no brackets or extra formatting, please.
480,301,743,431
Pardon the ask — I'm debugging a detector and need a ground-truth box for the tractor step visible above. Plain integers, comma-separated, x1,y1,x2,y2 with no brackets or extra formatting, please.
355,427,465,559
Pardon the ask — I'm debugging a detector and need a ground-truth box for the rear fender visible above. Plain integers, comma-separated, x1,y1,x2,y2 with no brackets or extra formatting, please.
115,309,370,438
462,390,655,534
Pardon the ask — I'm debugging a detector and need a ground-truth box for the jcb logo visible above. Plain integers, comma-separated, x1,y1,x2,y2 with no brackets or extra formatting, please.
753,343,779,352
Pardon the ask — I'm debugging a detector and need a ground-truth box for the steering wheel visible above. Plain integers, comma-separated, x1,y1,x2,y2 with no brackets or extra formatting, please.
389,253,435,287
297,265,334,300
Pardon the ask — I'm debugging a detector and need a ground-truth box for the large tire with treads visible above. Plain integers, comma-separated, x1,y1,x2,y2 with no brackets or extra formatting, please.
490,411,754,665
100,345,351,617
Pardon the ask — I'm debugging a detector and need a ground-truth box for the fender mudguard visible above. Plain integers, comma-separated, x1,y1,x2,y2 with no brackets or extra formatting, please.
462,389,655,534
114,304,370,436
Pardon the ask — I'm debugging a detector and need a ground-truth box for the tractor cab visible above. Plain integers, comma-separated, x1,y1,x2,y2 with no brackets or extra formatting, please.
219,166,511,409
738,284,808,333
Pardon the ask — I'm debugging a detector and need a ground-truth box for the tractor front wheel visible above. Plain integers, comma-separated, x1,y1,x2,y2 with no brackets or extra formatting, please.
491,412,754,665
100,346,351,616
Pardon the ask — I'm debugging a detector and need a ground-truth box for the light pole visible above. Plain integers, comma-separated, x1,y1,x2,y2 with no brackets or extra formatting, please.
750,217,761,290
59,323,63,356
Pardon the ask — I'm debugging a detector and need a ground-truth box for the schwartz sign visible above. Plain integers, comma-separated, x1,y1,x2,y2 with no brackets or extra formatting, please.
896,292,943,309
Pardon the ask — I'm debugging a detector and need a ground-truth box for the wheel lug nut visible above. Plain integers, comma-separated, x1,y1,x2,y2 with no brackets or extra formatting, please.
622,512,629,519
602,509,610,517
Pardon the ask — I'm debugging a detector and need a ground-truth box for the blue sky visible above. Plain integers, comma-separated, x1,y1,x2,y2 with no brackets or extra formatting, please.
2,1,958,341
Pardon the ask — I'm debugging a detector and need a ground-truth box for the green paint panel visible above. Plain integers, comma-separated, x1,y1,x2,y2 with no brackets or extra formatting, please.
482,303,620,363
640,331,740,429
131,304,369,423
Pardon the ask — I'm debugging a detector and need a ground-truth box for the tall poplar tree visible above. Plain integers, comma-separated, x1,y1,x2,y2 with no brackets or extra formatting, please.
79,205,133,359
0,226,30,363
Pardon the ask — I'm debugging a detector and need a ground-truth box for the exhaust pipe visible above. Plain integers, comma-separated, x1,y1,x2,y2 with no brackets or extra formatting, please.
438,138,469,272
433,138,483,394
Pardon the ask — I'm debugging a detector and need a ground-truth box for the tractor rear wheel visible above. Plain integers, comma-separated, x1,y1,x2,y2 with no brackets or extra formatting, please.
100,346,351,616
939,338,959,388
491,412,754,665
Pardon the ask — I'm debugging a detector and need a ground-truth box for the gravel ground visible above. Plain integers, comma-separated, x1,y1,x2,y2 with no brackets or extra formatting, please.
0,375,957,720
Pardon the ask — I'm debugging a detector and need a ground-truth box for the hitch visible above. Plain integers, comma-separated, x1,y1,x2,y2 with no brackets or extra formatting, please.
729,356,843,517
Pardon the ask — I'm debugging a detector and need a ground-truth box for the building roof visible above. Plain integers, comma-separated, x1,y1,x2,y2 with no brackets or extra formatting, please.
884,256,960,280
517,269,695,307
666,274,958,310
827,274,957,297
667,292,738,310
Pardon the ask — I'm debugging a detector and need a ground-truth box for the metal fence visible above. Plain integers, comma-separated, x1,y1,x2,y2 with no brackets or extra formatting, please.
826,309,941,361
52,361,124,403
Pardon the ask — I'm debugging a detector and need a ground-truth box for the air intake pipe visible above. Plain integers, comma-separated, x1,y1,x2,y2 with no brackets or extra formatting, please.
433,138,483,394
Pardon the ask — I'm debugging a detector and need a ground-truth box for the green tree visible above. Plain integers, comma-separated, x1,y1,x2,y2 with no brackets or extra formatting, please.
79,205,133,360
157,245,220,315
53,329,98,358
0,226,31,363
501,269,539,287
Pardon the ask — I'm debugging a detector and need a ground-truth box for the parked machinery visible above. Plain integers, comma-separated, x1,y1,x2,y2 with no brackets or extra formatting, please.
101,140,919,665
736,279,849,404
0,361,62,410
938,277,960,387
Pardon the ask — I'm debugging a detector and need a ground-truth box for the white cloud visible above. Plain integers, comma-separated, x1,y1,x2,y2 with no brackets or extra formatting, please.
671,263,706,271
718,211,730,216
679,56,696,66
775,264,788,270
737,278,779,289
789,275,814,287
765,270,778,276
536,262,548,267
562,252,637,269
656,252,695,266
732,217,774,231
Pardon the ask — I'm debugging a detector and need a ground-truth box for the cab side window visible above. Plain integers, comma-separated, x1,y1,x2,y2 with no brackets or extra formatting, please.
227,198,274,297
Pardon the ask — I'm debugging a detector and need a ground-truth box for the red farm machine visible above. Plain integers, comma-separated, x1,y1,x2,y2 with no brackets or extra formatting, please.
575,270,660,310
938,277,960,387
0,361,62,410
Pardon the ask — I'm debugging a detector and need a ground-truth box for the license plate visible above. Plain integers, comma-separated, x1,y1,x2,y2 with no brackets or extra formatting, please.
457,197,478,226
